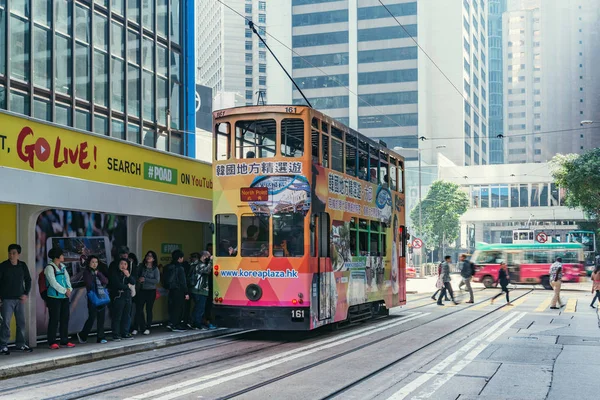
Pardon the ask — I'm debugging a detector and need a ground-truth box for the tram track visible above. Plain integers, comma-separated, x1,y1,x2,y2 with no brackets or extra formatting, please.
214,289,534,400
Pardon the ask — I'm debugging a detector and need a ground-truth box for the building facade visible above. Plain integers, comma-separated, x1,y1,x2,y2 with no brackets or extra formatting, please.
196,0,268,107
288,0,419,150
417,0,489,167
487,0,506,164
0,0,195,156
503,0,600,163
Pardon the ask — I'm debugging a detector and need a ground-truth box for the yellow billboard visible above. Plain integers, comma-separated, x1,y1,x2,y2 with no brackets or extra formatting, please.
0,112,212,199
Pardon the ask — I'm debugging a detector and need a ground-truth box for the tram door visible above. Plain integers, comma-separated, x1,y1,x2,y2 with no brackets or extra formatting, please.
315,212,332,320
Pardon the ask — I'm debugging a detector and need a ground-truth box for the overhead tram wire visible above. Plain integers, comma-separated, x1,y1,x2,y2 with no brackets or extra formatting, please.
214,0,416,134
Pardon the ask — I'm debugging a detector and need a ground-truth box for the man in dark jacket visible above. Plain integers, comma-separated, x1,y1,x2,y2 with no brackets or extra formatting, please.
108,258,135,341
458,254,475,303
0,244,33,354
164,250,189,332
105,246,130,277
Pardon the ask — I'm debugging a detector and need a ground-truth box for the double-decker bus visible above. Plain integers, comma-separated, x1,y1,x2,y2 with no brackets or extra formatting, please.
472,242,585,290
211,105,407,330
566,230,597,274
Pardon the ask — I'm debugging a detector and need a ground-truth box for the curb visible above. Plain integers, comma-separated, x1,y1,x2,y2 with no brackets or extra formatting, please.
0,328,237,380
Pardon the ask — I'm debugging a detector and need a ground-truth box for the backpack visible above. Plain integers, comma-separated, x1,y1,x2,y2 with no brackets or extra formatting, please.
470,262,476,277
38,270,48,302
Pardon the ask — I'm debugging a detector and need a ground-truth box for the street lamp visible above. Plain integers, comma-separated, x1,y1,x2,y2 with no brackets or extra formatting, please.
393,145,446,275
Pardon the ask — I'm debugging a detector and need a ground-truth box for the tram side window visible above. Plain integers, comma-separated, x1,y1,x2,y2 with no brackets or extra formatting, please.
311,121,319,164
369,146,379,184
553,250,578,264
523,251,550,264
322,134,329,168
370,221,381,256
331,139,344,173
331,125,344,140
398,161,404,193
476,251,503,264
350,218,358,256
215,123,231,161
358,141,368,181
240,214,270,257
281,118,305,157
359,218,369,256
235,119,277,159
379,152,389,188
274,213,305,257
216,214,238,257
390,161,398,192
346,136,357,177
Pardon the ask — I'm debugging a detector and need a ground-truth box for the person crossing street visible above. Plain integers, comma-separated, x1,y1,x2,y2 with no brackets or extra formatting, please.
437,256,459,306
458,254,475,303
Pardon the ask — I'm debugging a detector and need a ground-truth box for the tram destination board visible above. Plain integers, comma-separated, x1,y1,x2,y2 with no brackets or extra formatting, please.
240,187,269,201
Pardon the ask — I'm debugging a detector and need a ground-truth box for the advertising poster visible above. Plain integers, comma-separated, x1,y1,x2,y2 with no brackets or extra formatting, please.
35,209,127,337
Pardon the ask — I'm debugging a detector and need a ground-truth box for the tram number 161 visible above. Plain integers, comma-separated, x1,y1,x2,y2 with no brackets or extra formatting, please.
291,309,305,321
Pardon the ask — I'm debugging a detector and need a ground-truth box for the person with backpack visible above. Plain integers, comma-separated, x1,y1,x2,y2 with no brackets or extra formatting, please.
133,251,160,335
77,255,109,344
437,256,459,306
164,250,189,332
491,261,512,306
189,251,216,330
457,254,475,303
549,257,564,310
45,247,75,349
108,258,135,341
0,244,33,355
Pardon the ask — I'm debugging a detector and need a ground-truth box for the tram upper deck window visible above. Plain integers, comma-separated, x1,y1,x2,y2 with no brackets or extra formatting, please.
369,146,379,184
240,214,270,257
215,123,231,161
390,157,398,192
322,133,329,168
346,135,357,177
331,125,344,141
281,118,305,157
379,152,389,188
311,119,319,164
216,214,238,257
397,161,404,193
273,213,305,257
235,119,276,159
331,138,344,173
358,141,368,181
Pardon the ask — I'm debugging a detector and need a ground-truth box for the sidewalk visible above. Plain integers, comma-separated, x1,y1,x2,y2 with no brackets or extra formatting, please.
0,327,234,380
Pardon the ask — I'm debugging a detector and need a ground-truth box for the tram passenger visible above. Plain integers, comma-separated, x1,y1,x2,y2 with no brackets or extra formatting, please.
241,225,267,257
217,240,236,257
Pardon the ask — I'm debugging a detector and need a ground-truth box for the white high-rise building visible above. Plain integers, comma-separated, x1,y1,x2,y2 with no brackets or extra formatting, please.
196,0,269,107
503,0,600,163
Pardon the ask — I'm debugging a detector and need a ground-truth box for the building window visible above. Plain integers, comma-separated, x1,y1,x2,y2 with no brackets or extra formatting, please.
259,64,266,73
246,78,253,87
245,3,252,13
357,24,417,42
258,14,266,23
292,9,348,26
464,121,471,137
259,76,266,86
245,41,252,50
246,66,253,75
259,1,266,11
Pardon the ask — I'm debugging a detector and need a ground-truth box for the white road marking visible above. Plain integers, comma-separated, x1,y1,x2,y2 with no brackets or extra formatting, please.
387,311,526,400
124,312,428,400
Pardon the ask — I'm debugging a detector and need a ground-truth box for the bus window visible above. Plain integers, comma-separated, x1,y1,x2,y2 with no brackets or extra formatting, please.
358,141,368,181
311,125,319,164
370,221,381,256
476,251,503,264
240,214,270,257
390,157,398,192
398,161,404,192
215,123,230,161
273,213,304,257
379,152,389,187
553,250,578,264
369,146,379,184
331,139,344,173
216,214,238,257
281,118,305,157
322,134,329,168
346,136,357,177
235,119,276,159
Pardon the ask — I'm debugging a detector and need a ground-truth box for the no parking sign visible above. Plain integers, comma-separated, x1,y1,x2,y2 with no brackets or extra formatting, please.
536,232,548,243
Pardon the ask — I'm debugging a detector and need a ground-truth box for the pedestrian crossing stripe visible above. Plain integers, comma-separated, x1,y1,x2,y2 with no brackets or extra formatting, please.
470,299,492,310
564,298,577,313
534,297,552,312
500,295,528,311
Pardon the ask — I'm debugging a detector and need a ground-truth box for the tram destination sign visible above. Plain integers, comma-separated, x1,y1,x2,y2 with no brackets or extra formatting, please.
240,187,269,201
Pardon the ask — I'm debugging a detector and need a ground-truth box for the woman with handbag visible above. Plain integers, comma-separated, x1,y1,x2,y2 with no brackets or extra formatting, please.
108,258,135,341
77,255,109,344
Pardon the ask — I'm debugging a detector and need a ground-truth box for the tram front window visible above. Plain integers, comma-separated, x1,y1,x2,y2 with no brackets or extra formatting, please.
216,214,238,257
236,119,276,159
241,215,270,257
273,213,305,257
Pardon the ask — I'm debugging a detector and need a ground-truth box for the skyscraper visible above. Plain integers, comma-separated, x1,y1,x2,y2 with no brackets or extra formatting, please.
488,0,506,164
503,0,600,163
196,0,269,107
0,0,196,156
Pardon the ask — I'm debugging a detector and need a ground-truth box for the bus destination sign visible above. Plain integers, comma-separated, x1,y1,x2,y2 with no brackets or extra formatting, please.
240,187,269,201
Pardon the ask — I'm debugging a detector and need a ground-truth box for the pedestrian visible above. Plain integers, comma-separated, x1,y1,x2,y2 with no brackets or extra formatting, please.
457,254,475,303
431,261,450,302
182,254,194,329
0,244,33,354
549,257,564,310
108,258,135,341
189,251,217,330
437,256,459,306
105,246,130,277
133,251,160,335
77,255,109,344
45,247,76,349
491,262,512,305
590,265,600,308
164,250,189,332
206,243,213,256
125,252,139,334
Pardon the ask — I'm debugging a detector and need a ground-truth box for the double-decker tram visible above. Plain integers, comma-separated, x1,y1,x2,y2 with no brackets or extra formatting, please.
566,230,597,274
211,105,408,330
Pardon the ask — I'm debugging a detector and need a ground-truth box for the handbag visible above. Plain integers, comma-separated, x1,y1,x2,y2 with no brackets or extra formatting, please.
129,283,136,298
436,278,443,289
88,287,110,307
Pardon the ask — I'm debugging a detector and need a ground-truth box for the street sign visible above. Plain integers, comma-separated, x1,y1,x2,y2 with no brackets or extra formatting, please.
412,238,423,249
536,232,548,243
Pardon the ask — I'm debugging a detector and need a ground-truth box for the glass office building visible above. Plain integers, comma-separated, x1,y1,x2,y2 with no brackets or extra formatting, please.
0,0,196,156
487,0,506,164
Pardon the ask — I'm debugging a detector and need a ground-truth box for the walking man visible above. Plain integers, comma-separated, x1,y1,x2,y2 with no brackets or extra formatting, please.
458,254,475,303
0,244,33,354
549,257,564,309
437,256,459,306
